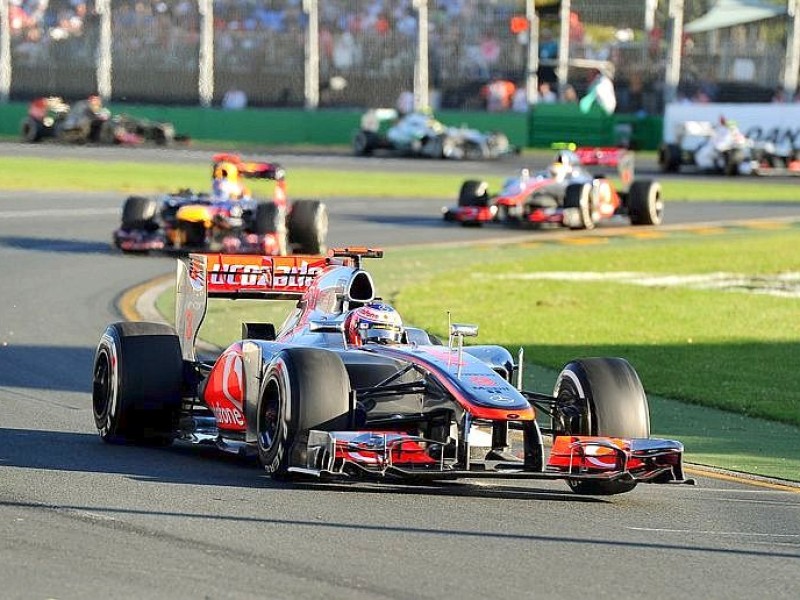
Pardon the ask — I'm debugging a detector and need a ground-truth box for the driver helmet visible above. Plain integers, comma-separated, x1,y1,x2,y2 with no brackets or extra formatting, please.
548,161,570,181
549,151,572,180
345,302,404,346
212,161,244,199
213,161,239,183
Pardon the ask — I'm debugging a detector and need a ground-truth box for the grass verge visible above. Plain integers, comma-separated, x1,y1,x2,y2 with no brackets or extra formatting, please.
2,155,800,201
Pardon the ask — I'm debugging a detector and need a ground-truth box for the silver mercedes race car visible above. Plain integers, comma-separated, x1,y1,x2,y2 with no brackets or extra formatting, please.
353,109,517,160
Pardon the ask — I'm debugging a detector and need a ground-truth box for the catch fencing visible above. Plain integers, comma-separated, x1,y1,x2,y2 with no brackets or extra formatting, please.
1,0,798,112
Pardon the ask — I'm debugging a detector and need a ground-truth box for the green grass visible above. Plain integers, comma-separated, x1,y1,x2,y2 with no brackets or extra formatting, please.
2,155,800,201
156,226,800,481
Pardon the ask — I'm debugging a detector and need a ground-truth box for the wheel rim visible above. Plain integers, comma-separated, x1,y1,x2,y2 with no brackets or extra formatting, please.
258,377,283,453
92,350,112,421
553,375,590,436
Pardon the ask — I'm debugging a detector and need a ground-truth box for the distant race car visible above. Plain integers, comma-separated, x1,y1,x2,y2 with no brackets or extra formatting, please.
444,146,663,229
21,95,185,146
353,108,516,160
92,248,691,496
112,153,328,255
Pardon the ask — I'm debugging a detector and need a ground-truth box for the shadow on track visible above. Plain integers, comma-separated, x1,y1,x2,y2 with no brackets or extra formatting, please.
0,235,112,255
0,344,95,393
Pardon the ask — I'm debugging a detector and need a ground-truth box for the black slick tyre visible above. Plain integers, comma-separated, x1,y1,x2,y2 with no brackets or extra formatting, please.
288,200,328,255
563,183,596,230
353,130,376,156
458,180,490,207
21,117,43,142
254,202,288,255
121,196,159,230
92,322,183,445
552,357,650,495
627,180,663,226
257,348,351,480
658,143,681,173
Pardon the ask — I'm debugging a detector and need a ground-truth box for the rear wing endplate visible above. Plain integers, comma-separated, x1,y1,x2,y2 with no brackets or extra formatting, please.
175,253,328,360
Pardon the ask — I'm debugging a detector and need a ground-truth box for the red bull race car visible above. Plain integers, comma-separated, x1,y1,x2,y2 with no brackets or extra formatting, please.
92,248,690,496
113,153,328,256
443,147,664,229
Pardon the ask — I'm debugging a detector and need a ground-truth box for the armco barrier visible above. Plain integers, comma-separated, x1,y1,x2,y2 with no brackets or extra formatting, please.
0,102,661,150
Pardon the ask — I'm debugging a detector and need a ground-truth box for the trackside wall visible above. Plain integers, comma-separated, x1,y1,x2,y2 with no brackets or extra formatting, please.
0,103,663,150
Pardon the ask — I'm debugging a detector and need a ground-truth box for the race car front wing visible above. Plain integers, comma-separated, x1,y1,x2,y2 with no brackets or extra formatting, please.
289,430,692,486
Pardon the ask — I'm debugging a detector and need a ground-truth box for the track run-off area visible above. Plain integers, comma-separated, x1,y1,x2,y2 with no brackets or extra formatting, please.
0,144,798,599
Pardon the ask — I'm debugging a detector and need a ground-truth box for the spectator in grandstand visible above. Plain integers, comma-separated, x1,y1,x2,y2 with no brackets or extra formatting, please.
481,78,516,112
562,84,579,104
538,81,557,104
222,87,248,110
538,28,557,84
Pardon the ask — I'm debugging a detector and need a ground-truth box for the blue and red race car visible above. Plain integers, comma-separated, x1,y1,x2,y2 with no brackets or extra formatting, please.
92,248,690,496
113,153,328,256
444,147,664,229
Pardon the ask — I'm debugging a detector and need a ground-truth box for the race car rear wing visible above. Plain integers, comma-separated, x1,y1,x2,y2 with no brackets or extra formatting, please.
176,253,328,360
212,153,286,181
175,249,383,360
554,143,635,188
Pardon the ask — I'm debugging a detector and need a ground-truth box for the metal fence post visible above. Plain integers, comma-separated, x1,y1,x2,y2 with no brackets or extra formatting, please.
785,0,800,98
526,0,539,107
96,0,112,101
198,0,214,107
303,0,319,109
0,0,10,103
413,0,429,111
664,0,684,107
556,0,570,100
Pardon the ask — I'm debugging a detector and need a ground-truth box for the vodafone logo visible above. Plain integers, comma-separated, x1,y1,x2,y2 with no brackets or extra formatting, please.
273,262,322,288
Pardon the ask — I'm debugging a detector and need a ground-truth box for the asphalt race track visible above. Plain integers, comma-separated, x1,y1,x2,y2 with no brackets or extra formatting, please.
0,145,798,599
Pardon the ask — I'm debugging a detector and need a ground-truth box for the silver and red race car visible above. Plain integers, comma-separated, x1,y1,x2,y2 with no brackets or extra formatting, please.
444,147,664,229
113,153,327,256
92,248,690,496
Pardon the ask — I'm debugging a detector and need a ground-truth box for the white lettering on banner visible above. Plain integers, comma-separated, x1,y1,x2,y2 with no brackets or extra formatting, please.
663,103,800,148
209,264,271,287
274,262,322,288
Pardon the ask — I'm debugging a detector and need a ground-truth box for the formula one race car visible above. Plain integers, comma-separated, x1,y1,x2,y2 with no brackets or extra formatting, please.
660,119,800,177
113,154,327,255
444,146,663,230
353,108,516,160
92,248,690,496
20,95,184,146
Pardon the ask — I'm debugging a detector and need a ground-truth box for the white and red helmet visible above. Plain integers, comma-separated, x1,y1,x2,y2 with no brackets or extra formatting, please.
345,302,404,346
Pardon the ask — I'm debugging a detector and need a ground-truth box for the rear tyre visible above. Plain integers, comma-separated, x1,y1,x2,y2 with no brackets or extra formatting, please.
563,183,596,230
254,202,288,255
121,196,159,230
353,130,376,156
458,180,490,207
552,358,650,495
288,200,328,255
21,117,43,143
257,348,352,480
627,180,663,226
658,143,681,173
92,322,183,445
724,149,744,176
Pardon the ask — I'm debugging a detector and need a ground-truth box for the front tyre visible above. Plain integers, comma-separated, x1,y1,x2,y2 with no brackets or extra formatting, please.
92,322,183,445
257,348,351,479
563,183,596,230
627,180,663,226
552,357,650,495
